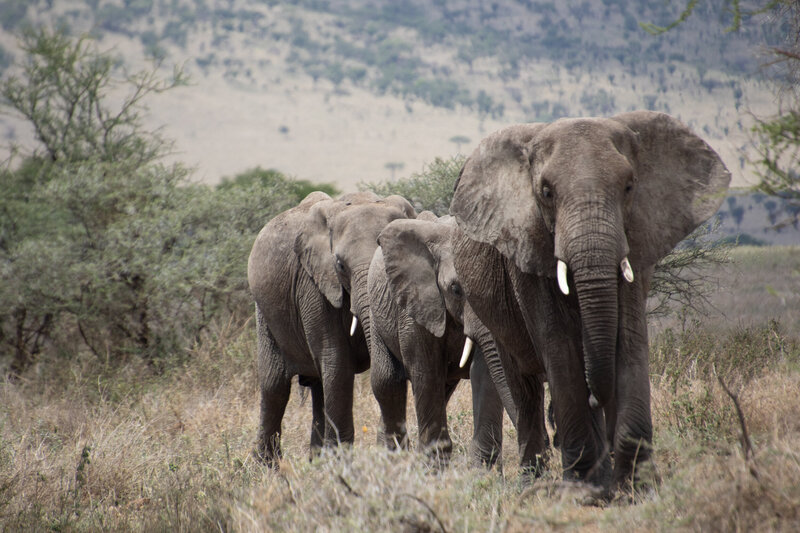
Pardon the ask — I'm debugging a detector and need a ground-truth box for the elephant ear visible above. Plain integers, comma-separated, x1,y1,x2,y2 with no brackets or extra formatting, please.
613,111,731,267
294,199,344,308
450,123,553,275
378,219,446,337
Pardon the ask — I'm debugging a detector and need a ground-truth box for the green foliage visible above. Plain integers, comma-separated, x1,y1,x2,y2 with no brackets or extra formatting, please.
0,29,296,372
360,155,465,216
217,166,339,201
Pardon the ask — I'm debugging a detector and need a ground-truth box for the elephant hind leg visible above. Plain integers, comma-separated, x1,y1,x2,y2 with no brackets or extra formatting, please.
254,306,291,468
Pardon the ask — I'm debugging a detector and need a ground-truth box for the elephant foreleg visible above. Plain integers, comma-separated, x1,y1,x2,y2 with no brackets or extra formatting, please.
469,348,504,469
321,363,355,448
370,336,409,450
412,377,452,467
613,274,655,490
309,378,325,459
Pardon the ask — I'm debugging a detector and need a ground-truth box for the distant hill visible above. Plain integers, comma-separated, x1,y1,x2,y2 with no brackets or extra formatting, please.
0,0,784,190
715,191,800,246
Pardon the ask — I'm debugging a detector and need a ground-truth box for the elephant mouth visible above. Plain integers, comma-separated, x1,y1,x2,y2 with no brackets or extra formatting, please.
555,256,635,296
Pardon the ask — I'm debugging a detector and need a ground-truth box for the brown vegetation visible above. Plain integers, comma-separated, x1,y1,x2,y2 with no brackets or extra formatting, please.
1,246,799,531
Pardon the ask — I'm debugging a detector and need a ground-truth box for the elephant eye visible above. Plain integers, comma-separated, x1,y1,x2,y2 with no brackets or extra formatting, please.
541,183,553,199
335,256,346,273
450,281,464,298
625,182,634,194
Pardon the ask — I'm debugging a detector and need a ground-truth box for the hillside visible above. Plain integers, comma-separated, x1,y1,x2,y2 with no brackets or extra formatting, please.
0,0,785,190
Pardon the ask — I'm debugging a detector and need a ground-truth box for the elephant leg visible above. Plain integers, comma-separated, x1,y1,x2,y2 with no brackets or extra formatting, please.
469,348,503,469
511,273,611,487
255,308,291,468
321,364,355,448
309,378,325,459
613,275,654,490
411,376,451,466
502,363,548,481
370,336,409,450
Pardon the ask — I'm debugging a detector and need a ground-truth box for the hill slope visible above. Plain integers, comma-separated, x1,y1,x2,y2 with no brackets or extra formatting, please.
0,0,783,190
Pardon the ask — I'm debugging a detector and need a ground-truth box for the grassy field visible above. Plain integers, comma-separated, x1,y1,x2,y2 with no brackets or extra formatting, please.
2,246,799,531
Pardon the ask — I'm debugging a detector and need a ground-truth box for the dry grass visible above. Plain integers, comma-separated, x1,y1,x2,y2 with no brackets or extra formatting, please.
2,247,800,531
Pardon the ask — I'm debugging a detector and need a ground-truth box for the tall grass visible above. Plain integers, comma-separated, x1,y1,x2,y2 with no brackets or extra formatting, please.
2,248,800,531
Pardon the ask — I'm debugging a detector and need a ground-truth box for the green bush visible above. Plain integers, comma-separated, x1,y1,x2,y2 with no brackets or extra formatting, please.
0,29,305,373
360,155,464,216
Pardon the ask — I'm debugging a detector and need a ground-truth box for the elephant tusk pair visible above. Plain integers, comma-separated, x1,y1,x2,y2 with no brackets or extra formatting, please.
556,257,634,295
459,337,474,368
350,316,358,336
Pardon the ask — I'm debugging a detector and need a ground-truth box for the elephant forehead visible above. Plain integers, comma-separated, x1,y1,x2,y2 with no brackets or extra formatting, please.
333,203,404,233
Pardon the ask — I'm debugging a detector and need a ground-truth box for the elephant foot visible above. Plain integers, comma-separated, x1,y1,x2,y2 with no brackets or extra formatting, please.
422,437,453,470
522,479,611,507
378,427,409,451
519,453,549,485
614,459,660,502
253,446,281,469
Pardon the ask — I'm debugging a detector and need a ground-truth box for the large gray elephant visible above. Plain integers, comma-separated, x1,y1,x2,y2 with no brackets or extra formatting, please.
247,191,414,466
367,213,514,467
449,111,730,491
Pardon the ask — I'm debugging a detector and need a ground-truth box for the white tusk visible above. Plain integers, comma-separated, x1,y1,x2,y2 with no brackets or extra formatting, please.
459,337,474,368
350,316,358,336
557,260,570,295
620,257,634,283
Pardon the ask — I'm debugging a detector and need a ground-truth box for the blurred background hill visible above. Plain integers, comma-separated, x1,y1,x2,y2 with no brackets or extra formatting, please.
0,0,795,242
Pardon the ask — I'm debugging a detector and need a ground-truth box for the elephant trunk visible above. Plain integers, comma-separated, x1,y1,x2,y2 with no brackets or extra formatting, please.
560,209,623,409
349,265,373,347
572,262,618,409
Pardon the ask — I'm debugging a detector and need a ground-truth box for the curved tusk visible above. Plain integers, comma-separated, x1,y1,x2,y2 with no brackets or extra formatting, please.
459,337,474,368
557,260,570,295
620,257,634,283
350,316,358,336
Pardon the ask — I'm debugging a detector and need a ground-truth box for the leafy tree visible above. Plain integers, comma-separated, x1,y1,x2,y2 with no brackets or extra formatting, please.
0,29,296,374
217,166,339,201
362,156,464,216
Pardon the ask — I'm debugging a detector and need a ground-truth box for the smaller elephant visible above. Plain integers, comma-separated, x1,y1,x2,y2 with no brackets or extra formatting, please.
248,191,410,467
367,212,507,467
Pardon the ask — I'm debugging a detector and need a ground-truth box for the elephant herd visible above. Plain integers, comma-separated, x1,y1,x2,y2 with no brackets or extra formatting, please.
247,111,731,495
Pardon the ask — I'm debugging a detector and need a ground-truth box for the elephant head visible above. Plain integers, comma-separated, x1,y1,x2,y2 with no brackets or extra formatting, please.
295,193,416,339
451,111,730,408
376,213,464,338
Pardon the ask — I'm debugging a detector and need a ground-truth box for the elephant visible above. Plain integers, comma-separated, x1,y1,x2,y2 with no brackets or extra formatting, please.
449,111,731,491
367,212,513,467
247,190,414,466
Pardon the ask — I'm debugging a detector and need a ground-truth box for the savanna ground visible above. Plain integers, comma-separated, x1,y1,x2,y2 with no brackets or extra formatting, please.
2,245,799,532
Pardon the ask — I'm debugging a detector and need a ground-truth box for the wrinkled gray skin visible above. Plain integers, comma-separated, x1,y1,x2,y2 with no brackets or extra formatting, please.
450,111,730,491
367,213,515,467
247,191,414,466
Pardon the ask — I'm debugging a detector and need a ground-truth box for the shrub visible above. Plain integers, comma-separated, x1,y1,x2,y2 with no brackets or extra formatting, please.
360,155,464,216
0,29,302,372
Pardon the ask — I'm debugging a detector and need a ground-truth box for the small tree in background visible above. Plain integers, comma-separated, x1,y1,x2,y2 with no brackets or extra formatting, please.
363,155,464,216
